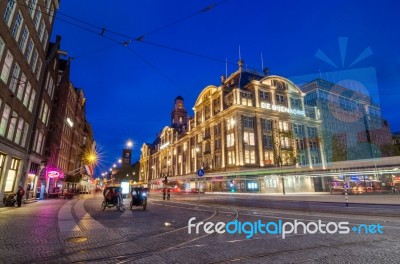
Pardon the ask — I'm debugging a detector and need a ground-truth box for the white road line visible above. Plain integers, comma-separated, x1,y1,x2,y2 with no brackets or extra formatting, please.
58,201,81,232
74,199,105,229
58,199,105,232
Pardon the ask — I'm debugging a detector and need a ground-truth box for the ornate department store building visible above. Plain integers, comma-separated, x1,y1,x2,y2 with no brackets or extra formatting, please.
140,61,333,193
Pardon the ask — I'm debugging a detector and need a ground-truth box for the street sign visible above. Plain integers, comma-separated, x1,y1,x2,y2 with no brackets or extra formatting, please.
197,169,205,177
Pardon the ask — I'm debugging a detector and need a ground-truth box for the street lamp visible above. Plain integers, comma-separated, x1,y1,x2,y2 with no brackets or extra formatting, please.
126,140,133,149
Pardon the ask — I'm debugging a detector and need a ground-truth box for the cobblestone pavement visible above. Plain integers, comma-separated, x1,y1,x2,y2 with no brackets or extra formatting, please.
0,193,400,263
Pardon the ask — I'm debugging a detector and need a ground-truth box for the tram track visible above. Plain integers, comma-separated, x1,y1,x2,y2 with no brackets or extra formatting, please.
26,201,237,264
114,206,239,264
74,205,238,263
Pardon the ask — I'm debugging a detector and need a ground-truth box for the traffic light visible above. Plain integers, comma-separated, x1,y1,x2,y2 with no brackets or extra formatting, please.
229,180,235,192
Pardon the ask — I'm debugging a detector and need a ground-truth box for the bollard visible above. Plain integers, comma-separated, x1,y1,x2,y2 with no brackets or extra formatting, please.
344,187,349,207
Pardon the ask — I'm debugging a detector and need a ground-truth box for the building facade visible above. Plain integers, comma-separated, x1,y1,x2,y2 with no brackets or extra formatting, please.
301,79,392,162
0,0,60,202
392,132,400,156
140,61,327,193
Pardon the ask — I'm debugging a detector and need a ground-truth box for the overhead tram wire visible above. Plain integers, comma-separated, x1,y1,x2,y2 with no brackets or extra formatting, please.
50,0,232,40
124,46,186,95
96,0,232,40
14,0,236,66
37,5,191,95
69,43,121,60
15,0,233,96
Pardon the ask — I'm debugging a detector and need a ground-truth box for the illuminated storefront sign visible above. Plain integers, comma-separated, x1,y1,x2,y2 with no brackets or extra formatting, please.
260,102,305,116
46,168,64,179
47,171,60,178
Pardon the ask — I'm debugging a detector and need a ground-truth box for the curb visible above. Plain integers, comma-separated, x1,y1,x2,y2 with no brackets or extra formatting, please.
24,198,38,204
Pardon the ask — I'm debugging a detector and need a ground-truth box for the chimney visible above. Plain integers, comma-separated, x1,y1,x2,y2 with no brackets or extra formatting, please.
221,75,226,84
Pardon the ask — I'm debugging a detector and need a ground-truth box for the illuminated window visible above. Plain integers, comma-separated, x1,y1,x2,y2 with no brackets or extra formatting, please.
14,118,24,144
278,121,289,131
244,150,256,164
1,51,14,84
0,104,11,136
243,132,255,145
7,111,17,140
9,63,21,93
228,151,235,165
23,82,32,107
4,158,20,192
226,133,235,147
16,73,26,100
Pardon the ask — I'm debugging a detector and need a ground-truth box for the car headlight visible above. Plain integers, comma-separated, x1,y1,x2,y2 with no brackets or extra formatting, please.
142,193,147,197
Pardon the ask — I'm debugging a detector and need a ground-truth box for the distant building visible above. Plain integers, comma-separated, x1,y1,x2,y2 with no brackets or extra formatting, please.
393,132,400,155
112,148,140,184
301,79,392,162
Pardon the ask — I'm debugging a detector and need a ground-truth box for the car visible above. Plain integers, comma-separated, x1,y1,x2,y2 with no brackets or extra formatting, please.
190,188,200,193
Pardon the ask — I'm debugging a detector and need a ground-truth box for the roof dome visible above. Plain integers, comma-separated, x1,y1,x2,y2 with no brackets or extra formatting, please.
175,95,184,101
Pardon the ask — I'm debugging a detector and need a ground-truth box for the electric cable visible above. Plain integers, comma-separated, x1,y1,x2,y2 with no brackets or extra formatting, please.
14,0,235,65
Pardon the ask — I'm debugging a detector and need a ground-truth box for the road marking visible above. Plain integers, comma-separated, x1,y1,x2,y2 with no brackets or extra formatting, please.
58,201,81,232
75,199,105,229
58,199,105,232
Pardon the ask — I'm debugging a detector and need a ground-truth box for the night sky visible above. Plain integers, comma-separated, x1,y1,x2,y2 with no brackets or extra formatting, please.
50,0,400,175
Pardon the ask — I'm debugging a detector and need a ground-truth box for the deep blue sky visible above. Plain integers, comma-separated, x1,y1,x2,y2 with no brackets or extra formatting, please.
51,0,400,175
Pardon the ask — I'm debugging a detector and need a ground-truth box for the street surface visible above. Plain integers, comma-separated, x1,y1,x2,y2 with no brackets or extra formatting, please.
1,192,400,263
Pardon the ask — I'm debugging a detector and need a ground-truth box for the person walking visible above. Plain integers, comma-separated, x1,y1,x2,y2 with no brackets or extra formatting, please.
16,186,25,207
25,184,31,200
162,187,166,200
